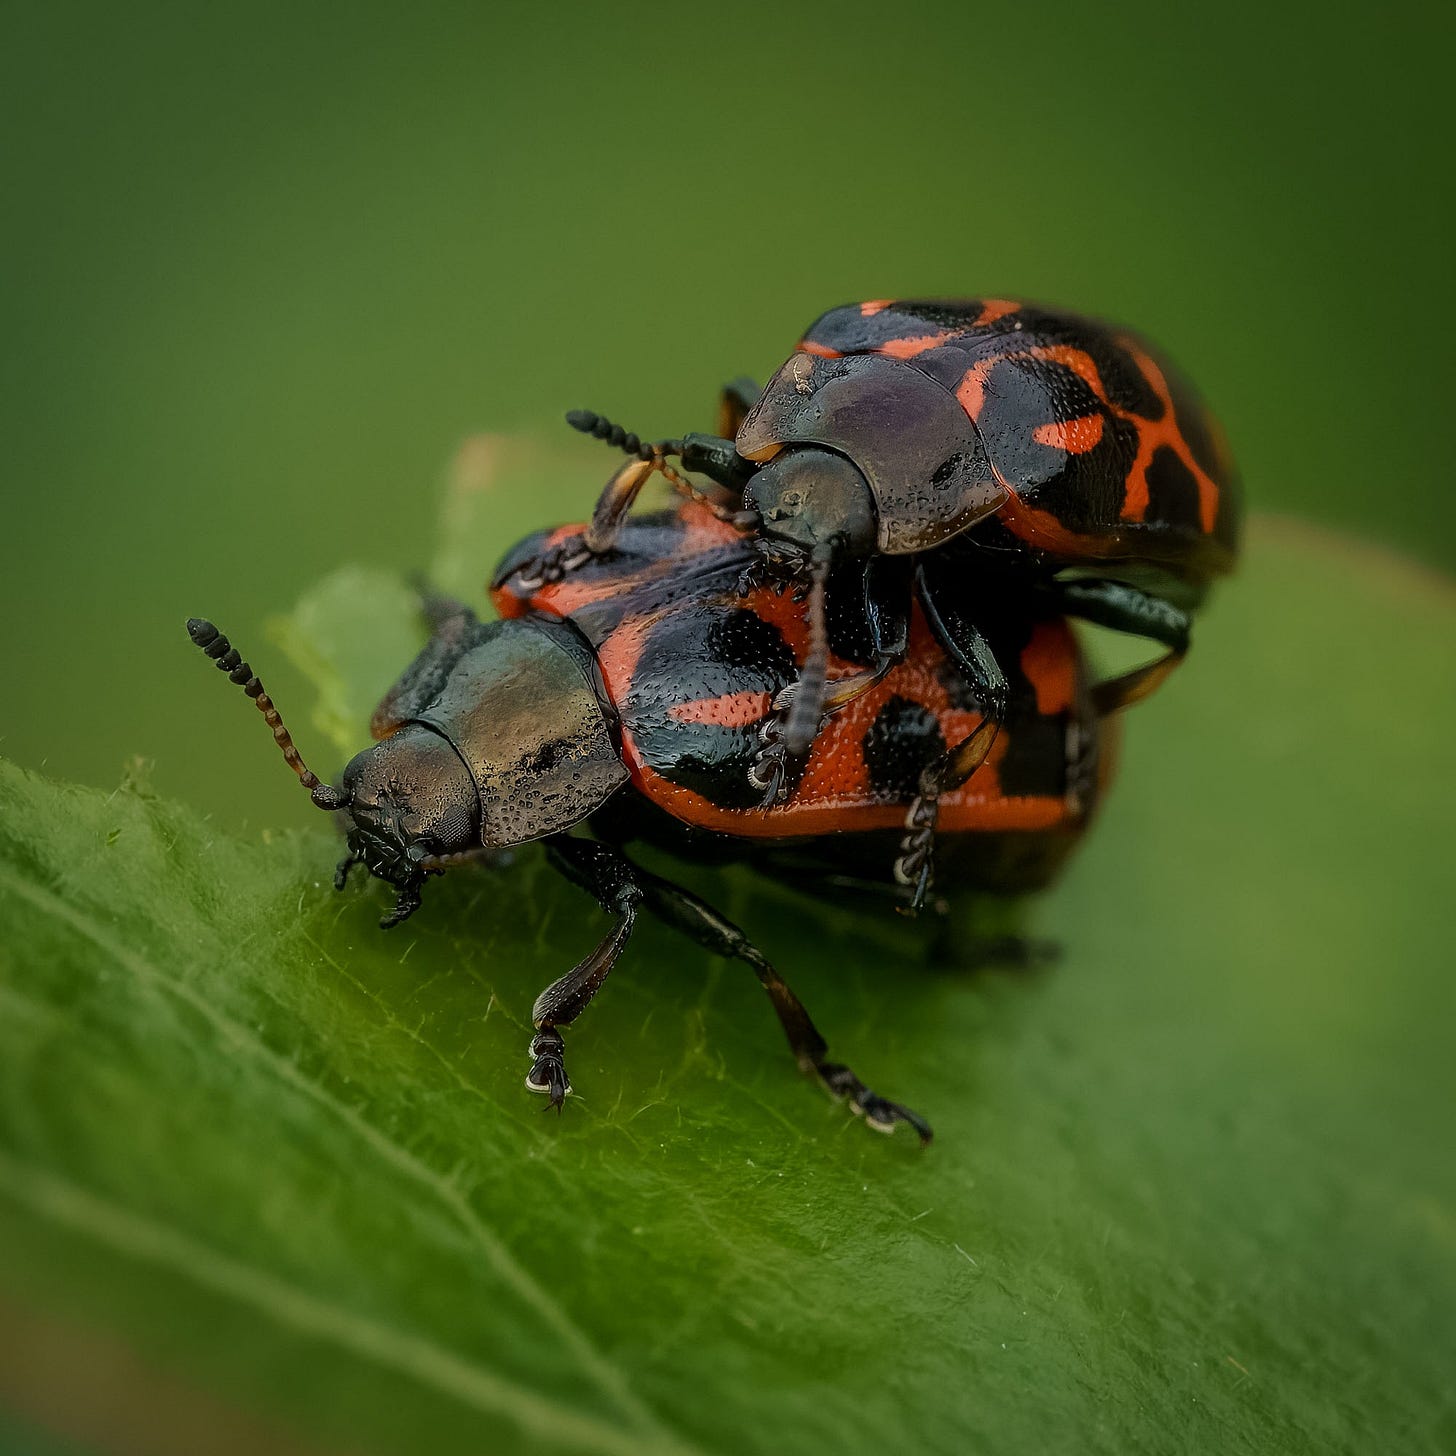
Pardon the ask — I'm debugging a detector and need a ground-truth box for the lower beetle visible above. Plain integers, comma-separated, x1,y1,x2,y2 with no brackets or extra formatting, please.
190,503,1137,1142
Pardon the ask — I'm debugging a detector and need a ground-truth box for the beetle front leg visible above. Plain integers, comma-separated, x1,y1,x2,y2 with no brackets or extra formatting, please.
528,838,644,1109
512,458,660,591
748,555,910,803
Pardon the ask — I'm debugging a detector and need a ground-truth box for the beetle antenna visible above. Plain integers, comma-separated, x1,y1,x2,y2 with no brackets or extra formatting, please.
783,550,834,758
568,409,757,531
186,618,347,810
566,408,682,463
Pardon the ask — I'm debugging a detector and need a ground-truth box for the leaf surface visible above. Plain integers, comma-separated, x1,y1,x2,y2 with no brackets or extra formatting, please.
1,517,1453,1456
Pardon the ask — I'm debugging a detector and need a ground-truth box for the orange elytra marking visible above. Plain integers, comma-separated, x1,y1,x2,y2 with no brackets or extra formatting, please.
954,357,997,421
954,337,1222,543
974,299,1020,327
800,340,842,359
1116,339,1221,533
879,331,954,359
1032,413,1104,454
515,574,625,619
1029,343,1109,399
860,299,893,316
673,499,749,548
997,491,1133,559
1020,621,1077,714
669,690,773,730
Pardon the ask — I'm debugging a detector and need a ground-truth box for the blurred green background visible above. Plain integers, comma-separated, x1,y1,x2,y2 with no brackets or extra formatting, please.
2,0,1451,832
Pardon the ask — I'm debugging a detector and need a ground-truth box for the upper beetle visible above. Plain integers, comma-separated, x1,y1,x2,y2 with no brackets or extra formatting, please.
517,299,1240,897
190,491,1155,1144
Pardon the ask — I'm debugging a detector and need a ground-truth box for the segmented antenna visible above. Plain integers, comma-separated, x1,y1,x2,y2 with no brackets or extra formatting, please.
566,409,682,462
186,618,347,810
567,408,757,530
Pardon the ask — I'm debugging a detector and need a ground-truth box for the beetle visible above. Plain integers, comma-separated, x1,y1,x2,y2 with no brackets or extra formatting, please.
189,500,1148,1143
517,299,1239,902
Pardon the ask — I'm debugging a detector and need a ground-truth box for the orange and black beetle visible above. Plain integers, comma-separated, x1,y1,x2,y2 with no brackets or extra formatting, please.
526,300,1239,901
189,498,1156,1144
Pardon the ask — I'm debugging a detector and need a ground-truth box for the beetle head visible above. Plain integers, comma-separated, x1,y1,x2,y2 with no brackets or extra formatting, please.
188,613,628,932
333,726,480,928
741,445,877,569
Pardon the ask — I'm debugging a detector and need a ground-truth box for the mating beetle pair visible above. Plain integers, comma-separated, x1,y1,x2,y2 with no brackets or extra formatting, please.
527,300,1238,903
190,299,1239,1143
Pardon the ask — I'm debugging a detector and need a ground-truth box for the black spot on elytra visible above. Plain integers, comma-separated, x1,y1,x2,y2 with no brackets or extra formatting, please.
626,605,794,710
1143,445,1203,531
707,608,795,675
621,603,795,811
862,696,945,800
888,300,1011,331
997,713,1069,799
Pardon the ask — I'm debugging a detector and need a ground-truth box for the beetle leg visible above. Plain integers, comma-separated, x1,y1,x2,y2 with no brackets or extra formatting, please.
511,458,660,593
894,716,1000,913
371,594,490,740
782,553,832,757
1050,577,1192,714
1055,576,1191,651
1092,647,1186,714
631,862,932,1144
529,838,644,1110
748,554,908,802
914,558,1012,722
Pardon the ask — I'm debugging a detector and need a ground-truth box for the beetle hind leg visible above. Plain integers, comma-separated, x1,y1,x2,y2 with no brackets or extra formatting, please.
1051,577,1192,715
633,864,933,1144
815,1063,934,1140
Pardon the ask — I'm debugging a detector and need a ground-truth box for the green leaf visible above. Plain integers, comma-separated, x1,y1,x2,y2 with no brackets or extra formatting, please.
2,516,1454,1456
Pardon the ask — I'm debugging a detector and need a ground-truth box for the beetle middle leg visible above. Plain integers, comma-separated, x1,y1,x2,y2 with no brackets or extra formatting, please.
894,716,1001,913
631,864,933,1143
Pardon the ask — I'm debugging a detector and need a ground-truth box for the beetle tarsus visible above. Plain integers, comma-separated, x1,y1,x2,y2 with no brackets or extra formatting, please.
894,795,940,913
512,536,595,593
333,854,359,892
815,1061,933,1145
525,1027,572,1109
748,715,795,806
